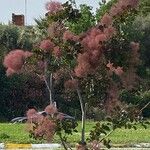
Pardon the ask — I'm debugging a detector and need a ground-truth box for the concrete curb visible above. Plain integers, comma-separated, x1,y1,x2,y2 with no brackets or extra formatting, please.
110,148,150,150
0,143,4,149
1,143,150,149
0,143,61,149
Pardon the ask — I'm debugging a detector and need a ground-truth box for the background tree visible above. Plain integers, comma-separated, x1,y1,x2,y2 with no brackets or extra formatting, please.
96,0,150,117
0,25,48,121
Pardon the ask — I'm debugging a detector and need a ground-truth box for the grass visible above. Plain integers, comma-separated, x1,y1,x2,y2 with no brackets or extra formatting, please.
0,121,150,146
0,123,43,144
108,128,150,144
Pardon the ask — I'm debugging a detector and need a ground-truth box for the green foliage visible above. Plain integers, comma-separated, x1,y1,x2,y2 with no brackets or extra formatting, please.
0,64,24,120
0,24,20,50
139,0,150,16
94,0,150,114
120,87,150,117
55,119,78,147
0,133,10,139
96,0,150,77
88,122,111,148
46,1,81,23
120,90,141,105
65,4,96,34
0,51,47,120
0,24,48,120
88,105,150,148
35,2,96,35
0,25,34,50
35,18,49,35
133,14,150,72
138,90,150,117
96,0,117,21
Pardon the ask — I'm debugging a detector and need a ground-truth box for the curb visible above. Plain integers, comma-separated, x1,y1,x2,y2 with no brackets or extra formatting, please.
0,143,61,149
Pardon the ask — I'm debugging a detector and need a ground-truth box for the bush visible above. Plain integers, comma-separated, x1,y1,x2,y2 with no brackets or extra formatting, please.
139,90,150,117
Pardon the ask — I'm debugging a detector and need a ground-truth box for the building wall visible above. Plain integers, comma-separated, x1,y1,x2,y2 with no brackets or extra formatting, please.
12,13,25,26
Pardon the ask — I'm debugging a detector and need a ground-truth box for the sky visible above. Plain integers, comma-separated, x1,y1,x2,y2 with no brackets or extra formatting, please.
0,0,105,25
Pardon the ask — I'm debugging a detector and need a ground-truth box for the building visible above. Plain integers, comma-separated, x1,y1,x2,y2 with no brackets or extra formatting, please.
12,13,25,26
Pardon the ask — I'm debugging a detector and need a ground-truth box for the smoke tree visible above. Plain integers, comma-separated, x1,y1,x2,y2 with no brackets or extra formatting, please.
3,0,149,149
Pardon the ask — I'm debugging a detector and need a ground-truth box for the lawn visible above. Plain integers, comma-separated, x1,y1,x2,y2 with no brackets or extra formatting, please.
0,121,150,146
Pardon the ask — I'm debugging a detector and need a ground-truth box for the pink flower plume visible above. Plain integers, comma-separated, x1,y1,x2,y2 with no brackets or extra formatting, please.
40,40,55,52
3,49,32,76
46,1,63,14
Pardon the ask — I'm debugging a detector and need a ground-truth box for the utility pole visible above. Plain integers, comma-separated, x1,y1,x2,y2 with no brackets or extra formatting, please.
25,0,27,25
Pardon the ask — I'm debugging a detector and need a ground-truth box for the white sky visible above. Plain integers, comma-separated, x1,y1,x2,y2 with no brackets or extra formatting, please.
0,0,110,25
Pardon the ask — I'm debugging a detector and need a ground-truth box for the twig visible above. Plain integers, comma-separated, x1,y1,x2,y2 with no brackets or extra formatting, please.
70,74,86,143
99,130,114,142
36,73,53,104
139,101,150,114
49,73,53,104
59,134,68,150
44,59,53,104
59,134,73,150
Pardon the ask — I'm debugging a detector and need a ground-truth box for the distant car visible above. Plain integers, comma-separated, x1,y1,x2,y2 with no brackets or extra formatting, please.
10,111,75,124
10,117,27,123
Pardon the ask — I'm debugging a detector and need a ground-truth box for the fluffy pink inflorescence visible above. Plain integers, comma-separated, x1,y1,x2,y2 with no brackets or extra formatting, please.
130,41,139,51
24,51,33,58
56,113,65,120
76,143,88,150
64,79,78,90
90,140,101,150
73,0,138,78
81,25,116,51
3,49,33,76
89,50,101,65
4,50,25,71
128,0,139,8
101,13,112,27
109,0,139,17
81,28,103,50
90,28,102,37
45,1,63,14
107,61,123,76
75,29,106,77
34,117,56,142
75,25,112,77
53,68,66,81
130,41,140,65
26,109,43,123
44,104,57,114
104,26,117,39
40,40,55,52
26,109,37,118
95,34,107,43
106,61,114,71
6,68,16,76
53,46,61,58
37,61,47,70
74,65,88,78
75,26,113,77
63,30,79,42
74,52,94,77
114,66,124,76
